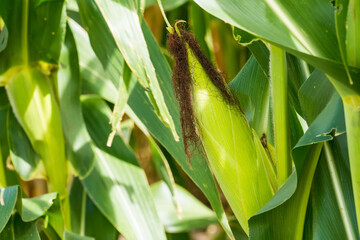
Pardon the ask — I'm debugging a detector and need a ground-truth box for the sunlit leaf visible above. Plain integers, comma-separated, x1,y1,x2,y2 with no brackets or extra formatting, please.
76,0,179,141
7,110,44,181
21,193,57,222
58,23,95,177
81,96,166,240
193,0,360,96
151,181,217,233
0,186,18,232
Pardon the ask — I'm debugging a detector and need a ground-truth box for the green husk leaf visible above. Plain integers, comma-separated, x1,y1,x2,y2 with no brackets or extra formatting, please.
184,29,274,233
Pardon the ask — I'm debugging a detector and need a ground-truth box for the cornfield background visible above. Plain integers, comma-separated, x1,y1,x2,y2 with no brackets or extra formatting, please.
0,0,359,239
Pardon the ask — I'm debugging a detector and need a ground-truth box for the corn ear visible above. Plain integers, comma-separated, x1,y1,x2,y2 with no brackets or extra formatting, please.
5,67,67,197
186,38,274,234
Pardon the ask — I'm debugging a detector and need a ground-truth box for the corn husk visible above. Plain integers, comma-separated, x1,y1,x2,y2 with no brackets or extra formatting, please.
181,31,275,234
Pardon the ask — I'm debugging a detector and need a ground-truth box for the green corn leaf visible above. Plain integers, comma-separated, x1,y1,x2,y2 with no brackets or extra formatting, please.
249,143,323,240
193,0,360,97
7,110,45,181
22,193,58,224
76,0,179,142
63,231,94,240
107,61,136,147
70,177,118,240
309,135,359,239
1,186,62,237
229,56,269,136
4,68,65,198
248,68,347,239
69,178,86,234
0,186,19,232
58,23,95,177
299,70,336,124
83,196,118,240
286,54,309,117
81,96,167,240
13,214,40,240
5,68,67,197
149,136,180,215
21,193,58,222
66,18,117,104
147,0,188,11
151,181,218,233
0,103,21,188
0,215,13,240
0,0,66,73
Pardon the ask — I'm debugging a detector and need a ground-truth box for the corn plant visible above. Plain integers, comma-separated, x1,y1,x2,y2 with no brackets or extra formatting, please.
0,0,359,239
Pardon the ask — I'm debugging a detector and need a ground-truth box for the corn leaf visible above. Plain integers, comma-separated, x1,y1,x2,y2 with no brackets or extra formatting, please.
63,231,94,240
58,23,95,177
67,18,117,104
0,216,13,239
0,0,66,73
0,103,20,188
151,181,217,233
193,0,360,96
7,110,44,181
309,135,359,239
76,0,179,141
21,193,57,222
299,70,336,124
83,196,117,240
146,0,188,11
248,70,347,239
148,136,179,213
6,68,67,197
0,186,18,232
1,186,61,237
13,214,40,240
81,96,167,240
70,178,118,240
286,54,309,116
69,178,85,234
229,56,269,136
